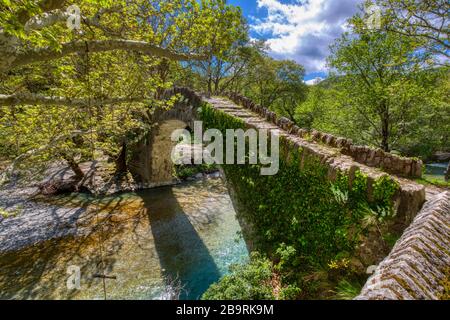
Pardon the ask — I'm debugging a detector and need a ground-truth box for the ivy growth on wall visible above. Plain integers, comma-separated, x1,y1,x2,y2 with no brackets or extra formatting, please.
200,103,400,299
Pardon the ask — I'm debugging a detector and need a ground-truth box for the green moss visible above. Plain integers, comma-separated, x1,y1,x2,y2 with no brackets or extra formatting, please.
333,279,363,300
0,206,22,218
438,268,450,300
174,163,218,180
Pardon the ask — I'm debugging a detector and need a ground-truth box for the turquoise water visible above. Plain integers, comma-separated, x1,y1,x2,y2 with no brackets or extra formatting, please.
0,178,249,300
424,163,447,181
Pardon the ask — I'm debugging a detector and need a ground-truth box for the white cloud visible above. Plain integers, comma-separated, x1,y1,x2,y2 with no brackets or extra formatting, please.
252,0,363,73
304,77,324,85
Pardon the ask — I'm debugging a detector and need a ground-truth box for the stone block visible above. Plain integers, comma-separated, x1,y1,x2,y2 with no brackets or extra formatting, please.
290,125,300,135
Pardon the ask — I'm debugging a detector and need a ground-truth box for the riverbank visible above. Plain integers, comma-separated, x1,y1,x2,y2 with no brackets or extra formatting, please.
0,163,221,254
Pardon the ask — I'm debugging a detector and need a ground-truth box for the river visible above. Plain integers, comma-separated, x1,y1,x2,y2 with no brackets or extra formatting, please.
425,163,448,181
0,177,248,300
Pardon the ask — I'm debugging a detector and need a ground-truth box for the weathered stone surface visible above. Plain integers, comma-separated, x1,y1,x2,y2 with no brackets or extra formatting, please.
277,117,294,132
298,129,309,138
356,191,450,300
290,125,300,135
335,137,346,148
432,152,450,162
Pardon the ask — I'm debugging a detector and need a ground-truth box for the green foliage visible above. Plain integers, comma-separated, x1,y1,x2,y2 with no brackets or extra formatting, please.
239,51,308,122
333,279,362,300
415,177,450,188
0,0,247,179
374,0,449,58
383,232,401,249
373,176,399,213
275,243,298,272
327,10,448,153
201,252,275,300
175,163,218,180
278,285,302,300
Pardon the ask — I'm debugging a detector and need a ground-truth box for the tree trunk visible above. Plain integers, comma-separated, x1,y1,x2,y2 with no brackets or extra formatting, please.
115,142,128,174
445,161,450,182
214,78,220,94
207,76,213,96
380,103,390,152
62,154,84,181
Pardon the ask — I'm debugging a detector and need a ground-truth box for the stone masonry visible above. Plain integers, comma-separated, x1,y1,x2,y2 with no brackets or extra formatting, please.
356,191,450,300
225,92,423,178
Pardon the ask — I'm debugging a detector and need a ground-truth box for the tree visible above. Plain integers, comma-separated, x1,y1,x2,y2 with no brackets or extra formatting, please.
375,0,449,58
187,0,248,95
274,60,308,122
328,12,442,152
0,0,209,106
240,50,307,124
0,0,238,182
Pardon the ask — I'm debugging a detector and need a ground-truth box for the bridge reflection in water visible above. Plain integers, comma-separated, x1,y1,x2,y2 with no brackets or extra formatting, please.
0,178,248,300
140,185,221,299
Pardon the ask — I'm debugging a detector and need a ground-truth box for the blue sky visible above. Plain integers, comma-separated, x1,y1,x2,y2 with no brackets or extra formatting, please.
228,0,364,82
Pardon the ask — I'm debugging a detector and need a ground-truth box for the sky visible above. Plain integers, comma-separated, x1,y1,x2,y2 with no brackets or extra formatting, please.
228,0,365,82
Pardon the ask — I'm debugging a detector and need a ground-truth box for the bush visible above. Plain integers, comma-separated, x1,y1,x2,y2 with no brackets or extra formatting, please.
278,285,302,300
202,253,275,300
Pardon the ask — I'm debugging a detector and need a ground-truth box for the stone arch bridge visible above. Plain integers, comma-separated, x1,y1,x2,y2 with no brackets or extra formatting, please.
128,87,449,300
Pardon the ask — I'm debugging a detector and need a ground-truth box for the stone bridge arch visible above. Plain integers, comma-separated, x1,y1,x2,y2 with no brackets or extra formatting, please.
128,88,202,186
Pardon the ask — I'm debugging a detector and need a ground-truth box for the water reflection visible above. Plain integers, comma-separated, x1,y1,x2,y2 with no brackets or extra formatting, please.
0,178,248,300
140,187,221,299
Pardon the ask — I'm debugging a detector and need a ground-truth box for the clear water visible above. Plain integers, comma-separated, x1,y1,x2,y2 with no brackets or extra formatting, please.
424,162,448,181
0,178,248,300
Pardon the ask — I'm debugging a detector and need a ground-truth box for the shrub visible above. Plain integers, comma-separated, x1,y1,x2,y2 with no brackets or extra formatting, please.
202,253,275,300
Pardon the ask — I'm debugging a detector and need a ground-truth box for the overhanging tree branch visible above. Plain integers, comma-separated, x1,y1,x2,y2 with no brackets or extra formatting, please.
4,39,206,72
17,0,67,25
0,93,151,107
24,9,70,32
24,6,124,34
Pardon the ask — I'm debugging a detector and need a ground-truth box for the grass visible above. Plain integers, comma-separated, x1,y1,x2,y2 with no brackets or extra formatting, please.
415,176,450,188
333,279,363,300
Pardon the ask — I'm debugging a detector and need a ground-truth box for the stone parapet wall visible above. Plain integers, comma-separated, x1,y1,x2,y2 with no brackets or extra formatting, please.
223,92,423,178
201,95,425,229
356,191,450,300
157,88,426,227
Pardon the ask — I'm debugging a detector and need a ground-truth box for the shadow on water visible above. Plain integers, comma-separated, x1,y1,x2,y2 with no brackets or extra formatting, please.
139,186,221,300
0,193,131,300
